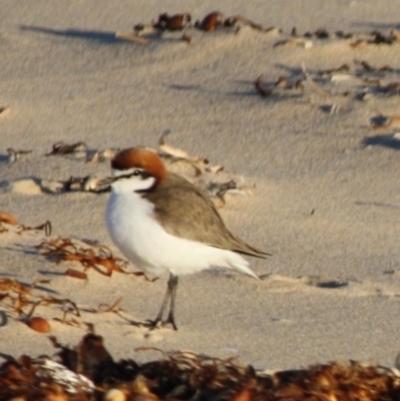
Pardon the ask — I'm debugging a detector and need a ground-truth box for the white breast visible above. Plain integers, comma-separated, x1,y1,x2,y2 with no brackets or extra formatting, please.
105,191,257,279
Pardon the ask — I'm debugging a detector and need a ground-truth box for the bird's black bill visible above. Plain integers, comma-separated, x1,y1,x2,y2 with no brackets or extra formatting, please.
97,176,119,187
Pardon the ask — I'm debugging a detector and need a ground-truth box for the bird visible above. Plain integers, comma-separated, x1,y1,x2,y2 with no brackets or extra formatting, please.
102,147,270,330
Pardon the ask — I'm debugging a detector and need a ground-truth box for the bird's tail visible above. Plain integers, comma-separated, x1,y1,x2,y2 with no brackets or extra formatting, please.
226,251,260,280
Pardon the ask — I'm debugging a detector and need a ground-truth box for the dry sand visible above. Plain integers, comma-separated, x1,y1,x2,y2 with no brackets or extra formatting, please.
1,0,400,371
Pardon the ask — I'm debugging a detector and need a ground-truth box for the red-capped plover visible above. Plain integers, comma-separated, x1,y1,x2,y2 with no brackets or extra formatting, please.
103,148,269,329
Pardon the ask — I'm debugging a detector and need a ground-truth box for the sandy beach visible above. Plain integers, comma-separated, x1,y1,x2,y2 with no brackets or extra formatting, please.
1,0,400,378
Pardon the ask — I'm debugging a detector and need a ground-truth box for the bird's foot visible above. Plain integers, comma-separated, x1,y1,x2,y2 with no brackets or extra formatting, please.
145,316,178,331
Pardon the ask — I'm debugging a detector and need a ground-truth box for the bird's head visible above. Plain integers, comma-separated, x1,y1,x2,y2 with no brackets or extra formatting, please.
102,148,168,194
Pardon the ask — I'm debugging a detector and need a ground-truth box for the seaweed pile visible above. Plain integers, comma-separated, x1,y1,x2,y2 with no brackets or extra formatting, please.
1,331,400,401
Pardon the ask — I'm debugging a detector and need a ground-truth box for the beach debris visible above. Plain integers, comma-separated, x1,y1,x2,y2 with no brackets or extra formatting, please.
318,63,351,76
115,31,150,44
253,55,400,107
36,357,95,395
221,14,265,32
65,268,88,280
369,30,396,45
4,134,245,206
370,114,400,130
158,130,224,176
133,23,157,36
0,278,33,315
133,11,265,35
0,278,55,320
254,75,274,97
37,237,128,277
195,11,224,31
27,316,51,333
0,211,51,236
158,130,192,159
40,174,109,194
0,211,18,225
86,148,118,163
254,75,304,98
0,352,96,398
355,60,395,75
2,331,400,400
105,388,126,401
153,13,191,31
49,331,115,379
204,179,249,208
132,10,264,38
46,141,88,157
6,147,32,163
96,296,125,314
8,178,43,195
351,30,398,47
302,63,333,98
305,28,330,39
45,142,118,164
391,29,400,41
62,175,101,192
274,36,313,48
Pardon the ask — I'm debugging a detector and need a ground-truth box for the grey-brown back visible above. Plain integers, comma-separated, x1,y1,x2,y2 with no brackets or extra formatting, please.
142,173,270,258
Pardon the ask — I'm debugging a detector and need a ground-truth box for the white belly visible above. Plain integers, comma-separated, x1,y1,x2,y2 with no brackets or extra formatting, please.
105,192,255,278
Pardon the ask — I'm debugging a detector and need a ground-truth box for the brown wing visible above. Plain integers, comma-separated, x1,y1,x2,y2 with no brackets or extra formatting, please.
143,173,270,258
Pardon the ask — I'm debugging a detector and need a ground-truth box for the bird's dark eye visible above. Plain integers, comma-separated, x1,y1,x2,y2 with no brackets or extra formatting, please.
132,170,141,176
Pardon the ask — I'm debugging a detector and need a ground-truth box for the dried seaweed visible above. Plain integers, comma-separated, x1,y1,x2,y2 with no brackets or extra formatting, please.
2,332,400,400
37,237,128,277
0,211,18,226
46,141,88,157
0,278,75,328
153,13,191,31
195,11,224,31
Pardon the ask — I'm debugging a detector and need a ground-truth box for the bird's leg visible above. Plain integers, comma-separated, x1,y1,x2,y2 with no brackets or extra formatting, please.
164,274,178,330
151,280,172,326
150,273,178,330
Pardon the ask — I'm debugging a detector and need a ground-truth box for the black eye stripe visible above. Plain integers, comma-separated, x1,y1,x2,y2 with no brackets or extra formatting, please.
117,169,150,180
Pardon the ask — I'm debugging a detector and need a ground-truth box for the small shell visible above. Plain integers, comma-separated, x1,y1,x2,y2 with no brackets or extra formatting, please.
104,389,126,401
27,316,51,333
